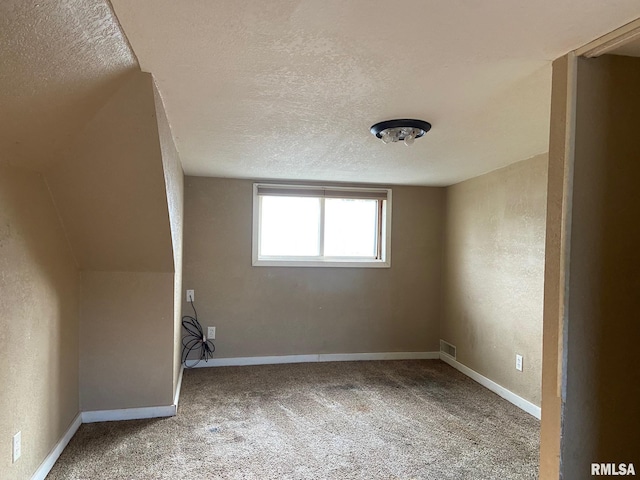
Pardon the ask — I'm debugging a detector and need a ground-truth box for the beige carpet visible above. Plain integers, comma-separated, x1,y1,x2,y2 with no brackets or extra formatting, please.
47,360,539,479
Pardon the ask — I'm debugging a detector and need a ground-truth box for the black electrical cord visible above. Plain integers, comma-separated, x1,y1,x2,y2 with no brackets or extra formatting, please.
181,299,215,368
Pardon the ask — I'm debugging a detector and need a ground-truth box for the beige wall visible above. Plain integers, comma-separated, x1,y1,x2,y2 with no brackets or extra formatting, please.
79,271,174,410
560,55,640,478
0,166,79,480
46,71,179,412
153,83,185,395
183,177,445,357
441,154,548,406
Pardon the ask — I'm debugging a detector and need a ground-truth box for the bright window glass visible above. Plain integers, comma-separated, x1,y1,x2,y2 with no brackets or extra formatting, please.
259,196,320,256
324,198,377,257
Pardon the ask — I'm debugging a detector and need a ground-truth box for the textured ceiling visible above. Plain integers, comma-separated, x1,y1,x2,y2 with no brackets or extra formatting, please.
2,1,638,184
113,2,638,185
0,0,137,172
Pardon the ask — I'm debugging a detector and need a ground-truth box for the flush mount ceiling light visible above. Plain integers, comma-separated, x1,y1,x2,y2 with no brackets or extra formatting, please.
370,119,432,146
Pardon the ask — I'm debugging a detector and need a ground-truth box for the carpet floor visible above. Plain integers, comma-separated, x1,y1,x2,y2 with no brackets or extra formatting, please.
47,360,539,479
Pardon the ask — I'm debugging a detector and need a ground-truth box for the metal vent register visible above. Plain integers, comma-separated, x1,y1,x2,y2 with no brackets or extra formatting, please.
440,340,457,359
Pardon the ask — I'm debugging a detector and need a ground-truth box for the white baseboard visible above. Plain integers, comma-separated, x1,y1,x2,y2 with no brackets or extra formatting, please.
190,354,318,367
320,351,440,362
81,404,177,424
189,351,440,368
31,413,82,480
439,353,541,419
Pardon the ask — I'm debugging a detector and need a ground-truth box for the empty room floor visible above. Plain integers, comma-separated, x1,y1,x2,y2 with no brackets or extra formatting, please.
48,360,539,479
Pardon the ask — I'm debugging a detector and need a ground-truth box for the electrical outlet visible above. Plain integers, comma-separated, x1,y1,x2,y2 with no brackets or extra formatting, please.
516,354,523,372
208,326,216,340
186,290,194,302
12,431,21,463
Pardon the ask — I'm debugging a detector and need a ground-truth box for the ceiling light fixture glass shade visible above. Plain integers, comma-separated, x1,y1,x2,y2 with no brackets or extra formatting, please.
370,119,432,146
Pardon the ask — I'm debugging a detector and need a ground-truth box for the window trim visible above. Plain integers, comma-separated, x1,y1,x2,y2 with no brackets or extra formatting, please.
252,183,392,268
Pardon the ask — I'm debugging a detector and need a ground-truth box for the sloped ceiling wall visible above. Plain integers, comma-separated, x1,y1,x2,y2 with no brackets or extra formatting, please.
46,71,175,272
0,0,138,172
1,0,175,273
1,0,176,274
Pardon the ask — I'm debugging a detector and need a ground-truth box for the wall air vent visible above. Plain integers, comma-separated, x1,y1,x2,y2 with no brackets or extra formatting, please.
440,340,457,360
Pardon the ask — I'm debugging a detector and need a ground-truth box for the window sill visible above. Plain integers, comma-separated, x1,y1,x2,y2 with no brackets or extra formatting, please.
252,257,391,268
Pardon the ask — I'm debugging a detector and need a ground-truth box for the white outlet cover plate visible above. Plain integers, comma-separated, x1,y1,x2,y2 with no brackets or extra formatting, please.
516,354,523,372
13,431,21,463
186,290,194,302
208,326,216,340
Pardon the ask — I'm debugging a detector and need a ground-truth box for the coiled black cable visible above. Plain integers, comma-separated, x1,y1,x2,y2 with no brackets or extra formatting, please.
181,299,215,368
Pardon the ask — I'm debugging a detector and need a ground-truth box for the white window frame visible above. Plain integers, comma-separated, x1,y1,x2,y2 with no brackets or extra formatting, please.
252,183,392,268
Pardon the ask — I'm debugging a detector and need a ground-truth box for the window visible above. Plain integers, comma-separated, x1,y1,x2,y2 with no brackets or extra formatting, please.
252,184,391,267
